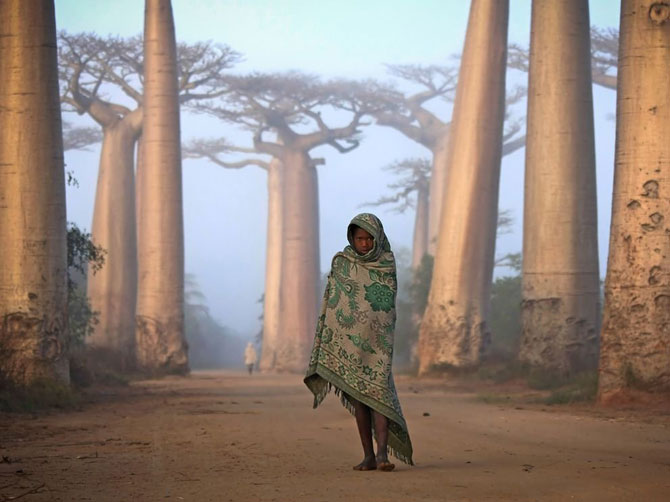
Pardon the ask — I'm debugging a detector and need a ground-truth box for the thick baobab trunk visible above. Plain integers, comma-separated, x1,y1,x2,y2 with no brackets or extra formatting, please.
87,111,142,368
519,1,600,375
275,150,320,372
136,0,188,374
0,0,69,385
417,0,508,374
259,158,284,372
427,138,449,256
411,184,429,270
599,0,670,400
135,134,145,252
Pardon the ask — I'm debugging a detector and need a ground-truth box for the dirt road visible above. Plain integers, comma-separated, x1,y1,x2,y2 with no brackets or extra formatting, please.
1,371,669,501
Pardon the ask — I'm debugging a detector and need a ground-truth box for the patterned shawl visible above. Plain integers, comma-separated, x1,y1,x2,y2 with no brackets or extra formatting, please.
304,213,414,465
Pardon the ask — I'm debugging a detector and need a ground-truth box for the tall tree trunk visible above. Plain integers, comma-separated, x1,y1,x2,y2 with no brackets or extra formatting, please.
0,0,69,385
427,137,449,256
519,0,600,375
135,134,145,252
259,158,284,371
417,0,508,374
87,110,142,369
599,0,670,400
275,150,320,372
411,184,429,270
136,0,188,374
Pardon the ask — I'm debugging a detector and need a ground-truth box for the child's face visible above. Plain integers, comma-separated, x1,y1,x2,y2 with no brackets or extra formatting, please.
352,227,374,255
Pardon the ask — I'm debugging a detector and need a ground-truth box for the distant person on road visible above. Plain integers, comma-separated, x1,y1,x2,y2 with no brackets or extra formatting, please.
304,213,413,471
244,342,257,375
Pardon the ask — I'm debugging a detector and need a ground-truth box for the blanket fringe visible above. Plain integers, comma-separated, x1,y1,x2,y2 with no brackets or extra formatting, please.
312,380,332,409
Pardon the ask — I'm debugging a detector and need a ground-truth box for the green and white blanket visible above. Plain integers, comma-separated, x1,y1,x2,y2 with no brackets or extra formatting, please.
304,213,414,465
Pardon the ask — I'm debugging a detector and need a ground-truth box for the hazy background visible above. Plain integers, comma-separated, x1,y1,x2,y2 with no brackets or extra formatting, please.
56,0,620,339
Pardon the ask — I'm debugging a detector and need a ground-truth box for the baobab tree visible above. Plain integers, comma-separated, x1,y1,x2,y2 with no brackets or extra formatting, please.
136,0,186,373
0,0,69,385
59,31,238,369
196,73,388,371
599,1,670,400
182,138,283,372
60,33,143,368
518,1,601,375
375,65,526,257
417,0,509,374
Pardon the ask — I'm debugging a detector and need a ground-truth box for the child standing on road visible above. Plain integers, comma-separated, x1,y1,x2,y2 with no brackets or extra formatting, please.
304,213,413,471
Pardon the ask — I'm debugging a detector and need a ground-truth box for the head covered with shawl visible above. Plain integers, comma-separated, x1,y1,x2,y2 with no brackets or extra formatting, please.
304,213,413,465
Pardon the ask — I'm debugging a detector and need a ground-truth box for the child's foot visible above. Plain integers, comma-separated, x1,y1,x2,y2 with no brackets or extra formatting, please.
353,456,377,471
376,455,395,472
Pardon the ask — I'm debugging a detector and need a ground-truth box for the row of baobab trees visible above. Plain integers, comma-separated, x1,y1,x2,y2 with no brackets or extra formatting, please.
1,0,668,403
0,0,187,383
415,0,670,402
57,10,617,381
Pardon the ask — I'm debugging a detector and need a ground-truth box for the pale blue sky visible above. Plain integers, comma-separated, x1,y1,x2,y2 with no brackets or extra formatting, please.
56,1,620,336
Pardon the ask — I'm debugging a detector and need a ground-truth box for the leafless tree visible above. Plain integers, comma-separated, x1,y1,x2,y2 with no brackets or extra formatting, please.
58,30,239,368
418,0,510,373
193,72,390,371
183,138,287,371
1,0,69,386
599,1,670,400
518,1,601,376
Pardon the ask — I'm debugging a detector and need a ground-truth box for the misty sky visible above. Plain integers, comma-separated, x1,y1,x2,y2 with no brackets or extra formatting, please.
55,0,620,338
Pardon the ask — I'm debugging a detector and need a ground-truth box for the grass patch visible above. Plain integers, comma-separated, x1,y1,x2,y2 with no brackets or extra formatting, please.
476,360,527,384
540,371,599,405
0,378,81,413
472,362,599,407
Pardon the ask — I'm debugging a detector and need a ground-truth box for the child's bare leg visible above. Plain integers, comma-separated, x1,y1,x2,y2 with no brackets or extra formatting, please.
373,411,395,471
350,398,376,470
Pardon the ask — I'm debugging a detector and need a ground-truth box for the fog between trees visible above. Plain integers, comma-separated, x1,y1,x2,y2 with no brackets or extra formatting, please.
2,0,667,402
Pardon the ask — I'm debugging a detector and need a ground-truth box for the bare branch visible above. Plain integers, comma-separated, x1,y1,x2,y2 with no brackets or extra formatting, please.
182,137,270,170
502,134,526,157
590,26,618,90
495,252,522,271
62,121,103,151
366,64,459,149
59,31,241,130
197,72,381,156
361,157,431,214
326,138,360,153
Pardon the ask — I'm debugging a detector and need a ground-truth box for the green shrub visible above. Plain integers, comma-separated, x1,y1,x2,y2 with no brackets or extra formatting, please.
542,371,599,405
0,378,81,413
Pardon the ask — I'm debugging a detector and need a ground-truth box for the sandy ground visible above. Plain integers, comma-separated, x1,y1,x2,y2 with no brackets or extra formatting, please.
1,371,669,502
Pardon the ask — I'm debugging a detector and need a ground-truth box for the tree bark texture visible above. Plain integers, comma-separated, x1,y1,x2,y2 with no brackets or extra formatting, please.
417,0,508,374
135,134,145,254
87,110,142,368
0,0,69,385
136,0,188,374
599,0,670,399
259,158,284,372
427,139,449,256
519,0,600,375
275,150,320,372
412,184,429,270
